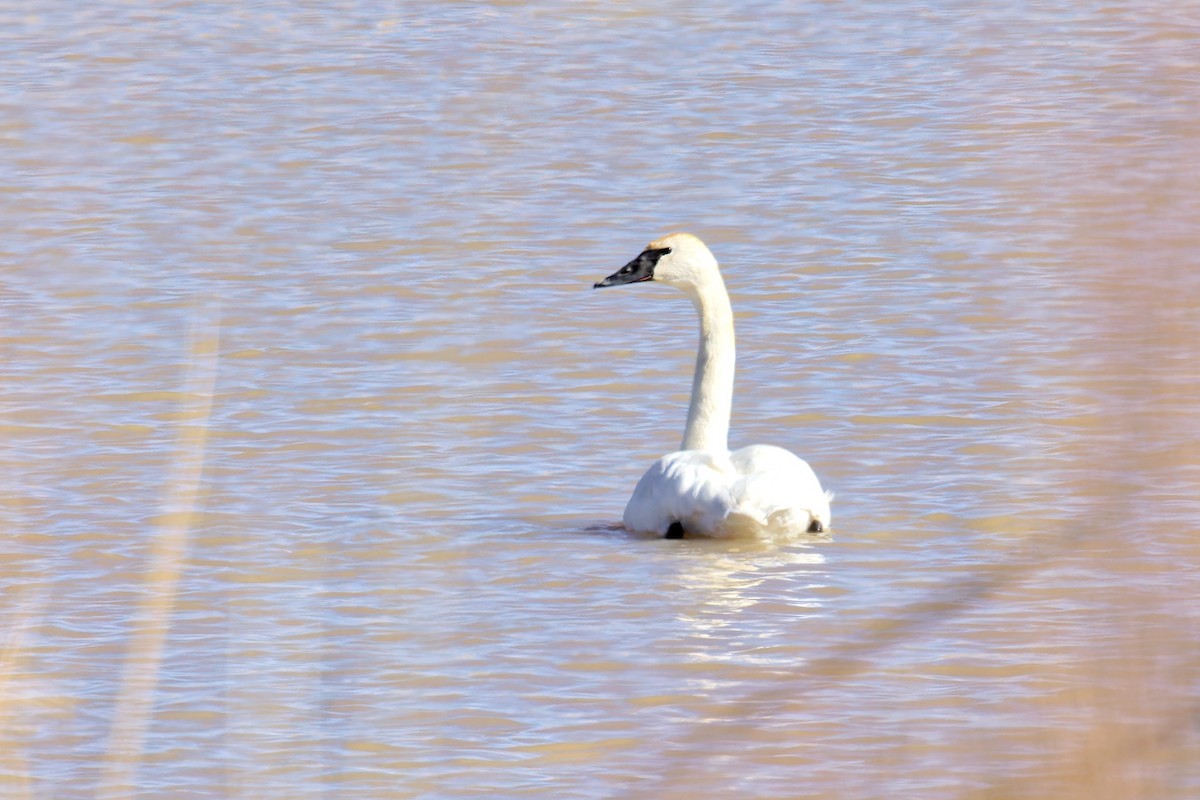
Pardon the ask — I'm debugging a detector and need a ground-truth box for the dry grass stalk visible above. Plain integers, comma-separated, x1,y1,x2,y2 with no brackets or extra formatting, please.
97,307,220,799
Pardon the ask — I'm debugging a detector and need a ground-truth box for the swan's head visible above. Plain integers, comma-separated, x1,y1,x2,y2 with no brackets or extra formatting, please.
593,232,720,291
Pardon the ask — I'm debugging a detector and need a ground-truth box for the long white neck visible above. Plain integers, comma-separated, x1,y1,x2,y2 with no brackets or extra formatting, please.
680,275,735,452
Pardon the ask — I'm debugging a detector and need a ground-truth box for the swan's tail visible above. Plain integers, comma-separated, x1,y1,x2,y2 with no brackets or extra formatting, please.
720,506,823,539
720,510,771,539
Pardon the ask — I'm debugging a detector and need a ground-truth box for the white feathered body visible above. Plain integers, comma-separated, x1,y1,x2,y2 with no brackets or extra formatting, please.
622,445,832,539
596,232,832,540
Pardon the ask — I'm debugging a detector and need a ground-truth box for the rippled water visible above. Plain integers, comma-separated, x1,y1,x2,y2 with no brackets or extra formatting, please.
3,2,1198,798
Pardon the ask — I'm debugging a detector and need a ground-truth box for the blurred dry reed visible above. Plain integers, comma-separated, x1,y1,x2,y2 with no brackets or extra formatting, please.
0,586,47,800
96,305,221,799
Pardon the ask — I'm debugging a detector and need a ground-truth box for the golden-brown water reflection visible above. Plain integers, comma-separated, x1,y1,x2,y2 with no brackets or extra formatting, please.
2,2,1198,798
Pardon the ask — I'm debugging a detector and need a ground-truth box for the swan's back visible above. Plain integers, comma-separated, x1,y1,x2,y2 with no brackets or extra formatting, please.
622,445,831,539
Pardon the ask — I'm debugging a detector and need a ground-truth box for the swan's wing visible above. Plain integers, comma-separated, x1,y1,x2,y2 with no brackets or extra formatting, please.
728,445,832,535
621,451,737,536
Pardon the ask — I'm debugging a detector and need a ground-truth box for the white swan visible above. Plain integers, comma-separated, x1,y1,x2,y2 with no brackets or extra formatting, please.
594,232,831,539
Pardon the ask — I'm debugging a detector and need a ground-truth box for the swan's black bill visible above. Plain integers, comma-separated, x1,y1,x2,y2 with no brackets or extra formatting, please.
593,247,671,288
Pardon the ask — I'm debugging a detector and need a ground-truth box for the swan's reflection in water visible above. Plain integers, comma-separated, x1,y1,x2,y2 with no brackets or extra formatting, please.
670,539,830,667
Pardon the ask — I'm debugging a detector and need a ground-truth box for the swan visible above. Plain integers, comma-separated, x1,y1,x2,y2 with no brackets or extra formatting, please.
594,232,831,539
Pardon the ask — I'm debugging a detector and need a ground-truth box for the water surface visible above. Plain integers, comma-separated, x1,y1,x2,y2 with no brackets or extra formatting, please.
2,2,1198,798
